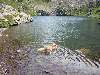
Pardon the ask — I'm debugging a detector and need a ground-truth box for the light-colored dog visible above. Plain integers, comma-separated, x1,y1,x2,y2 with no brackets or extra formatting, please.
38,42,58,54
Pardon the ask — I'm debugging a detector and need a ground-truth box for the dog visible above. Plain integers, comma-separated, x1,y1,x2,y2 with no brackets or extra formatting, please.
37,42,58,54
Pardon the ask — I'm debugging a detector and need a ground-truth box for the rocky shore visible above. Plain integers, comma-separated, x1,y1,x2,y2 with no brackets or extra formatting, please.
0,3,33,28
0,28,7,36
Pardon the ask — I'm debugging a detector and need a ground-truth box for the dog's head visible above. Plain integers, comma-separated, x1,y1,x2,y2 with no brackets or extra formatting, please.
53,41,59,45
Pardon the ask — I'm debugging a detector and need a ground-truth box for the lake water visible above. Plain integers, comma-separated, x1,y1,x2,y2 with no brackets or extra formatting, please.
0,16,100,75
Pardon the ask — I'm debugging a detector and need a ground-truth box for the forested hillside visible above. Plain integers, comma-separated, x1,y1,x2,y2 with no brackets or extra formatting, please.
0,0,100,17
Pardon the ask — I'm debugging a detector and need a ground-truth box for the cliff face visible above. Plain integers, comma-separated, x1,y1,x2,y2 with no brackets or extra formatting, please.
0,3,32,28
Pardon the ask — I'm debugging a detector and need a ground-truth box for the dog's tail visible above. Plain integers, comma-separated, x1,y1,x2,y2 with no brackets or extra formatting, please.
37,48,47,52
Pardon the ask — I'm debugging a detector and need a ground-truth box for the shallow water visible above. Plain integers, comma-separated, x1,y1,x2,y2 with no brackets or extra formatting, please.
0,16,100,75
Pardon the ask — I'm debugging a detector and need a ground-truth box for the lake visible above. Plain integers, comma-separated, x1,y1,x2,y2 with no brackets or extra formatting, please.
0,16,100,75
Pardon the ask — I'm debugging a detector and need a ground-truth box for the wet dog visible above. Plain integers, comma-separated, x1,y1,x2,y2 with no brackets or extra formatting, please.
37,42,58,54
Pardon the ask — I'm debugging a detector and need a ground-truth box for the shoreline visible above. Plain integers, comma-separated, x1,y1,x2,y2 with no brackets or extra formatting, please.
0,28,7,36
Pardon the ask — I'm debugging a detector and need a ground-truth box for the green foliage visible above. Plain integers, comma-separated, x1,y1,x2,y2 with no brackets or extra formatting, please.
0,0,99,17
41,0,51,2
0,19,15,28
30,11,37,16
0,19,10,28
4,15,15,25
34,0,51,3
0,15,15,28
17,0,23,2
87,50,100,62
0,9,4,13
92,7,100,19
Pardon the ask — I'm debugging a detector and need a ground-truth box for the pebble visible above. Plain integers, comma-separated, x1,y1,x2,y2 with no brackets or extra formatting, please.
0,34,2,36
5,34,8,37
99,59,100,62
11,56,14,58
1,62,5,64
17,49,21,52
0,64,2,67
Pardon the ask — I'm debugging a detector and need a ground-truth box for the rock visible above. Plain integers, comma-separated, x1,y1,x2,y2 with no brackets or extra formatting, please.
0,28,7,36
37,10,50,16
13,12,33,24
17,49,21,53
5,34,8,37
0,13,5,19
0,3,33,28
0,34,2,36
98,22,100,25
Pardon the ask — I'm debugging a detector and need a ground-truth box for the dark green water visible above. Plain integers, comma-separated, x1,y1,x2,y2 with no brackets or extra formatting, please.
0,16,100,75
